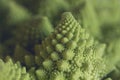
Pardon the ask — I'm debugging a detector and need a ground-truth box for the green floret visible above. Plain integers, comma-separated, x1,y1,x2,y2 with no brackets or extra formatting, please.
0,58,34,80
0,0,120,79
34,12,107,80
14,16,54,48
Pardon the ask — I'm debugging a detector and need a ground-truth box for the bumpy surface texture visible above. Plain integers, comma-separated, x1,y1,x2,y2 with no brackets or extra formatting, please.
34,12,106,80
0,58,33,80
0,0,120,80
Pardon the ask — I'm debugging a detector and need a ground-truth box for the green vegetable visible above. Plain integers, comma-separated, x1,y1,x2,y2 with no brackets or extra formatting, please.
33,12,107,80
0,0,120,80
0,57,33,80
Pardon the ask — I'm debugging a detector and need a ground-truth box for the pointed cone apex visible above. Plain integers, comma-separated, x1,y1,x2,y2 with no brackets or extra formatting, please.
61,12,74,21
